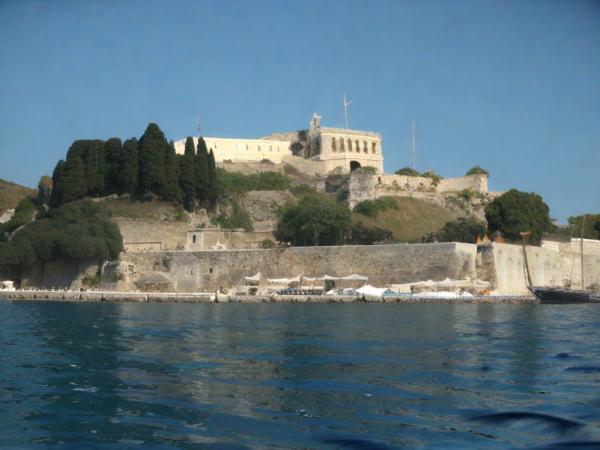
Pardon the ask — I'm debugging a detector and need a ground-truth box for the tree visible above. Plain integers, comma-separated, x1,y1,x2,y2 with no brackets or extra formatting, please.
118,138,139,196
49,160,66,207
195,137,209,205
81,140,106,196
104,138,123,194
485,189,552,245
161,142,183,202
51,156,87,206
207,149,218,209
36,176,52,206
138,123,167,196
567,214,600,239
275,193,351,246
395,167,421,176
428,217,486,243
179,137,197,211
466,165,489,177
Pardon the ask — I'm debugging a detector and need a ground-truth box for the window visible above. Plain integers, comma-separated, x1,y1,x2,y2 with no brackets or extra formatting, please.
363,141,368,153
332,138,337,152
258,145,261,151
192,234,197,244
340,138,345,151
372,142,377,154
269,145,273,152
356,140,359,152
348,138,352,152
209,268,213,274
246,144,249,151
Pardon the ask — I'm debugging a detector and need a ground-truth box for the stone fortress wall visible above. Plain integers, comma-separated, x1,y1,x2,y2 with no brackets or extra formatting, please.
347,171,490,209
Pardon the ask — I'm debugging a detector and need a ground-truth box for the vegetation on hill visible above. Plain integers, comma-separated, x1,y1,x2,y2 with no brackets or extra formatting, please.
0,200,122,276
485,189,552,245
422,217,486,244
217,169,289,194
466,165,489,176
0,198,37,240
353,197,455,242
394,167,421,176
353,197,398,218
49,124,219,212
0,179,36,214
564,214,600,240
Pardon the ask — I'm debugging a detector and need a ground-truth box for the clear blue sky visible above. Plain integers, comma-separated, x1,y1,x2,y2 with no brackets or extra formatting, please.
1,0,599,222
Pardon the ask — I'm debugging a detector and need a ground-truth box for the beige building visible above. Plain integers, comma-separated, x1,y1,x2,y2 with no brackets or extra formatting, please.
306,113,384,173
173,137,291,164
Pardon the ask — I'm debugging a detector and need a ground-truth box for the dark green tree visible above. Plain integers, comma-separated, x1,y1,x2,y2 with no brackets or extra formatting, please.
195,137,209,204
104,138,123,194
466,165,489,176
395,167,421,176
118,138,139,196
49,161,66,207
179,137,197,211
485,189,552,245
207,149,218,209
50,156,87,207
275,193,352,246
567,214,600,239
161,142,183,202
138,123,167,196
427,217,486,243
81,140,106,196
36,176,52,206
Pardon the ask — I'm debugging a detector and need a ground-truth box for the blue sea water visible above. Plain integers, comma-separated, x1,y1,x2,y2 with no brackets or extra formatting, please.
1,301,600,449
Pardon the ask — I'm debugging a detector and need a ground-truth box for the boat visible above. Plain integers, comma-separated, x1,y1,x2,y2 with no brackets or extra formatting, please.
529,216,599,304
529,287,600,304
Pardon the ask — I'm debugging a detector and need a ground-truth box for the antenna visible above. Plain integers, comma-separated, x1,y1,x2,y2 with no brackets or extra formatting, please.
412,118,416,169
343,94,351,129
195,114,201,135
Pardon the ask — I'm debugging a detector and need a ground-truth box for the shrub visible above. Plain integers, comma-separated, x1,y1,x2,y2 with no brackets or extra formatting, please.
349,223,393,244
214,199,253,231
283,164,300,176
258,239,276,249
425,217,486,244
421,170,443,186
395,167,421,176
466,165,489,177
353,197,398,218
0,198,37,240
217,169,289,194
276,192,351,246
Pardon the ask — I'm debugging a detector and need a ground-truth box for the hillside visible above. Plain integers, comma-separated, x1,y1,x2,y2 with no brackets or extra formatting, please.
0,179,36,214
353,197,456,242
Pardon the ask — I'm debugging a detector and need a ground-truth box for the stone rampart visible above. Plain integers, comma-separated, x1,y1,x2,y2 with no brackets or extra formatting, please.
124,243,478,292
115,218,189,252
479,242,600,295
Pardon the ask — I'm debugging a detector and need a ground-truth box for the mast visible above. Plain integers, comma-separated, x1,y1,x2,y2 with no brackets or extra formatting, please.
581,214,586,289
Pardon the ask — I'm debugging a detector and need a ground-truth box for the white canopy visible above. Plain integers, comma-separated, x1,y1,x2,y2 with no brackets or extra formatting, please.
341,274,368,281
244,272,261,282
267,275,301,284
321,274,341,281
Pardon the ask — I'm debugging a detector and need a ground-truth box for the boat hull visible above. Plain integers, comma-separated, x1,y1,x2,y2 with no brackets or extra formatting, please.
529,287,599,304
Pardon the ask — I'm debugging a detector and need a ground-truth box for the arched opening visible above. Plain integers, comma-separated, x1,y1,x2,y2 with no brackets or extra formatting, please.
350,161,361,172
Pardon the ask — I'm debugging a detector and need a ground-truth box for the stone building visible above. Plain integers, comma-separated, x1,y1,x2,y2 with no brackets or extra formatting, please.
173,137,291,164
306,113,384,173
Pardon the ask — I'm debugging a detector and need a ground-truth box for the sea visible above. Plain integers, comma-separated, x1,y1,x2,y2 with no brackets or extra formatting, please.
1,301,600,449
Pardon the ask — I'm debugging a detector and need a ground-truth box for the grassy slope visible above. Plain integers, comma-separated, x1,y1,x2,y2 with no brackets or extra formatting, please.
354,197,455,242
0,179,36,213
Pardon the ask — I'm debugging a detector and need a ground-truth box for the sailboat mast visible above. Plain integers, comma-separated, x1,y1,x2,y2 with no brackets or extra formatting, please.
581,215,586,289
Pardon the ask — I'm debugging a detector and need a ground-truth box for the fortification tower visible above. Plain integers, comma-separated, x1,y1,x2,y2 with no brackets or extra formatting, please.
306,113,384,173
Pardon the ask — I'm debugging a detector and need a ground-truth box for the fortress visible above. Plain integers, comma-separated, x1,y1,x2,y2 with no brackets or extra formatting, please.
174,113,384,174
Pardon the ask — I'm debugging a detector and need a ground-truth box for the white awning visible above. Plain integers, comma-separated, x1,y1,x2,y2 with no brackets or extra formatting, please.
341,274,368,281
244,272,261,282
267,275,301,284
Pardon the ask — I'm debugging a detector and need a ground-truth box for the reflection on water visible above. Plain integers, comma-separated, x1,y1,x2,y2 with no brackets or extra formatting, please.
1,301,600,449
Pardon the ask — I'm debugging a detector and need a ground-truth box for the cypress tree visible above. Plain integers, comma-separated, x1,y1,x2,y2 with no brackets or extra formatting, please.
60,156,87,204
195,137,209,205
104,138,123,194
118,138,139,197
49,160,66,207
207,149,218,209
179,137,197,211
161,142,183,202
139,123,167,196
80,140,106,197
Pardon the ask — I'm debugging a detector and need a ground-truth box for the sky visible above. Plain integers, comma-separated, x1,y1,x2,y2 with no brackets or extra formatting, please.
1,0,599,222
